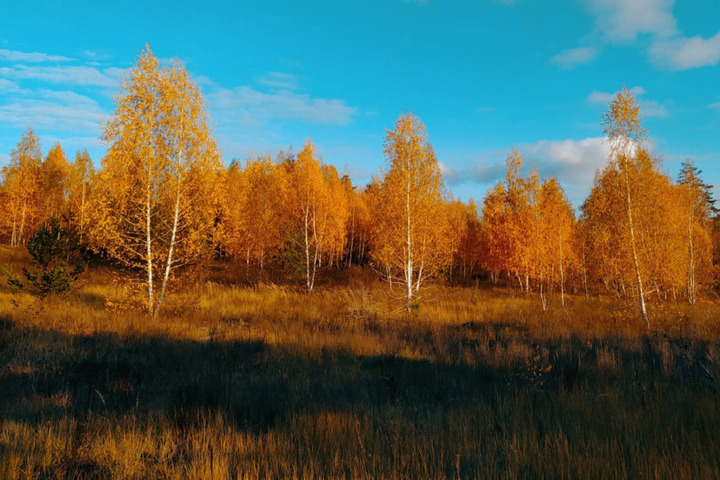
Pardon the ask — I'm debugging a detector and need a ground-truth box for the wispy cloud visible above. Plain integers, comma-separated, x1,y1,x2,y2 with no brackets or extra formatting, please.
0,48,73,62
257,72,300,90
400,0,429,5
0,48,119,140
209,85,357,127
589,0,677,42
0,79,20,92
82,50,112,61
0,98,104,132
0,65,122,87
550,46,598,68
710,102,720,109
0,84,105,133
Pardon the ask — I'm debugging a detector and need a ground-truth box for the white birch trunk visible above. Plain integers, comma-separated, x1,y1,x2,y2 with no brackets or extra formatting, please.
623,161,648,327
155,184,181,319
145,180,154,316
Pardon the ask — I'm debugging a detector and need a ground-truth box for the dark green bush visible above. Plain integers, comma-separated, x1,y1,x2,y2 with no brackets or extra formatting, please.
4,217,85,297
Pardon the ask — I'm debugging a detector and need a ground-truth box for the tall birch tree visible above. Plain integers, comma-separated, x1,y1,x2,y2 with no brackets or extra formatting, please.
602,86,650,326
286,139,348,292
89,46,221,318
370,114,451,307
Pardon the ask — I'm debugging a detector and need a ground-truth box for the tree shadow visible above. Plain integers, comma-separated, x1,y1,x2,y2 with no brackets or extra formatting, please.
0,316,716,435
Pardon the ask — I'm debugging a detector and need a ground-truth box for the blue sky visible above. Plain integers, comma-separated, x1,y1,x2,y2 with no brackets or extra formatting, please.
1,0,719,208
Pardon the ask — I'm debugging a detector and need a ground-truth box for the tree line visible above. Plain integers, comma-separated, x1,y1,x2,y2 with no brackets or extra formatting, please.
1,47,717,320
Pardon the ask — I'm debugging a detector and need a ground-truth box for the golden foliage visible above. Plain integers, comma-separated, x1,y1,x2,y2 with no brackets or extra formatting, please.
88,45,221,317
369,113,454,305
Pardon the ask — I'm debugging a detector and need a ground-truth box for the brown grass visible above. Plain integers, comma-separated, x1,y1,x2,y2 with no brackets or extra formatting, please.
1,246,720,478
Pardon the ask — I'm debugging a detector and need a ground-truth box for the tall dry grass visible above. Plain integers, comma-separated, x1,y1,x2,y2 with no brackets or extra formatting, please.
1,247,720,478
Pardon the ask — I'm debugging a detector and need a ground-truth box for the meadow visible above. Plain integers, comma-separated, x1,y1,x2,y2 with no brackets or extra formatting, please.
1,246,720,479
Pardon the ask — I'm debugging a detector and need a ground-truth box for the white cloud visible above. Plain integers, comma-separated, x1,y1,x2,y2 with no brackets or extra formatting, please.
550,46,598,68
588,0,677,42
0,90,104,132
576,0,720,71
401,0,428,5
650,32,720,70
523,137,608,183
0,65,120,87
0,48,73,62
209,85,357,126
710,102,720,109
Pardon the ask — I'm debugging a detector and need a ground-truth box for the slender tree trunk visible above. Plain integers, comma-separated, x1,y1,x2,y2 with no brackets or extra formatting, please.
304,204,312,293
687,209,696,305
359,235,366,265
145,181,154,316
19,200,27,246
582,246,589,299
623,162,649,327
405,180,413,308
347,213,355,268
79,181,86,243
10,207,17,247
559,227,565,307
155,185,181,319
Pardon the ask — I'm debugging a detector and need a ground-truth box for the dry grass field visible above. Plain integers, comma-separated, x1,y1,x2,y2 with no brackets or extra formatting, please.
1,246,720,479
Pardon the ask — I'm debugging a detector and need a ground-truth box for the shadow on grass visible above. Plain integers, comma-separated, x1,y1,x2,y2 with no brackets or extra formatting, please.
0,323,510,434
1,316,719,478
1,316,715,429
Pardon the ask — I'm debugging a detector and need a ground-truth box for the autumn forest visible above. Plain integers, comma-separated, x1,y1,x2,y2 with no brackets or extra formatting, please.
2,47,717,318
2,47,720,479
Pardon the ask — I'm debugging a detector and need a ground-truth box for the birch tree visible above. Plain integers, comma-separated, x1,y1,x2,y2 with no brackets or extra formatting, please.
602,86,650,326
286,139,348,292
677,161,716,304
1,128,43,246
370,113,452,307
89,46,221,318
